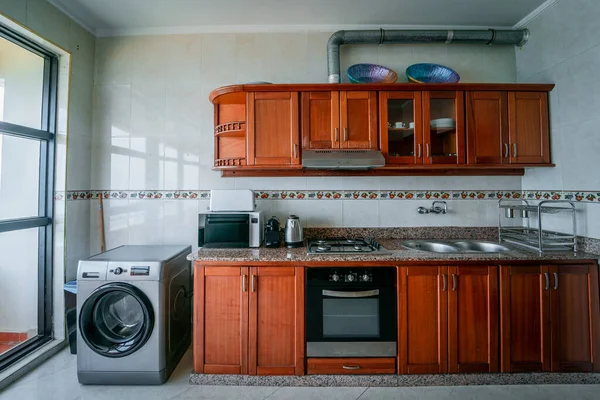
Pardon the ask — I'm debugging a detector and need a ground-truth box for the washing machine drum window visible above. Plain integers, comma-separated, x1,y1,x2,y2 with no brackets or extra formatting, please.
79,283,154,358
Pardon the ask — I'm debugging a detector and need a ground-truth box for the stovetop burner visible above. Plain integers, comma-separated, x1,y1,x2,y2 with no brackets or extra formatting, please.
306,237,392,255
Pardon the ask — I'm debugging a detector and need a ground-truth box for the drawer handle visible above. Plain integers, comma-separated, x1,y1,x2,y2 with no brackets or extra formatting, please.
544,272,549,290
344,127,348,142
334,127,339,142
442,274,447,292
452,273,457,291
554,272,559,290
504,143,509,158
417,144,422,158
513,143,518,158
342,365,361,370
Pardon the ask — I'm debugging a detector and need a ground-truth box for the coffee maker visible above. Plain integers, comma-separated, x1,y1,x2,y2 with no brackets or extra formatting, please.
264,216,281,248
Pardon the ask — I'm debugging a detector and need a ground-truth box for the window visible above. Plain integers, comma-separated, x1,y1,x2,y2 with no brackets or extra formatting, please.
0,25,57,372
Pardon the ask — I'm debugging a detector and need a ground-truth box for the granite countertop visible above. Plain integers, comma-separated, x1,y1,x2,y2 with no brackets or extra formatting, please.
187,239,600,263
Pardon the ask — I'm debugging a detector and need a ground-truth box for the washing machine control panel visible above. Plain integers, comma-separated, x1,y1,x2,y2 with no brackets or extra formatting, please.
130,266,150,276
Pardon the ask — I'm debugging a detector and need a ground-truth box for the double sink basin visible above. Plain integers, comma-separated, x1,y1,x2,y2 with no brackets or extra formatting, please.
402,240,511,254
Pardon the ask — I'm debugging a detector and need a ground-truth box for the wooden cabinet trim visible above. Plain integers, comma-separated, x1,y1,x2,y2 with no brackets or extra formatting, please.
210,83,555,103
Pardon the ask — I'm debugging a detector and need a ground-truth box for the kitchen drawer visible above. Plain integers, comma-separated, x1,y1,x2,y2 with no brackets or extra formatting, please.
307,357,396,375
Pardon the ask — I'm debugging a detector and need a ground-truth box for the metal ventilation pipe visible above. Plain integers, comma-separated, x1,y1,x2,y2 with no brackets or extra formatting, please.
327,28,530,83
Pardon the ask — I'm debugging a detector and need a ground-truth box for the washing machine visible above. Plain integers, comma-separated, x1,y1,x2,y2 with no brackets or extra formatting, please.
76,245,192,385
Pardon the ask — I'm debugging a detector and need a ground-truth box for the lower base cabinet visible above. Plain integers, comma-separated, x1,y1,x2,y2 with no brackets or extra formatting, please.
397,266,498,374
194,265,304,375
194,263,600,376
307,358,396,375
500,264,600,372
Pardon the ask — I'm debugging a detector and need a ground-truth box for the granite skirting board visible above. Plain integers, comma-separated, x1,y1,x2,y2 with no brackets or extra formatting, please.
190,373,600,387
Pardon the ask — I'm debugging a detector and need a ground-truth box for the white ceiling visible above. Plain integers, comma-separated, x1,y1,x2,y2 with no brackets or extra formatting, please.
47,0,553,36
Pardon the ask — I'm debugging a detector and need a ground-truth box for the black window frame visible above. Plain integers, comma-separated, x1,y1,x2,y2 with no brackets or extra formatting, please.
0,23,58,372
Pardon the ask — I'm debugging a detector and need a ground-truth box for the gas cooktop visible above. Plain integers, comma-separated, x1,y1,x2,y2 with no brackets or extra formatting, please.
306,237,393,255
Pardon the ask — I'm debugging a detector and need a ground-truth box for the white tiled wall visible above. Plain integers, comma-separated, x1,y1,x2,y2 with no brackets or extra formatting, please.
88,31,523,252
517,0,600,239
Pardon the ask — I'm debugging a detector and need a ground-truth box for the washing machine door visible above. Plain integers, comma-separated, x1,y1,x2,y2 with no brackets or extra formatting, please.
79,282,154,358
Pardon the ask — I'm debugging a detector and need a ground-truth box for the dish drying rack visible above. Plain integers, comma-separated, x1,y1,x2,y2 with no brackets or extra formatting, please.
498,199,577,253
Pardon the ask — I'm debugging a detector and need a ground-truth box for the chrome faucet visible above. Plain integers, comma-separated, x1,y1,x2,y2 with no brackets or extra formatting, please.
417,201,448,215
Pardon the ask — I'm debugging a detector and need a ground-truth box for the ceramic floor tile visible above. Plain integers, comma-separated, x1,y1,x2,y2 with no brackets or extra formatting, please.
268,387,367,400
171,385,278,399
357,387,421,399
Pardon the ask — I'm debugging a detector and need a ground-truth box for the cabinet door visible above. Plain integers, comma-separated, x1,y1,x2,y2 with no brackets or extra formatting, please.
466,91,508,164
194,266,249,374
423,91,465,165
550,265,600,372
448,266,498,373
508,92,550,164
301,92,340,149
340,91,377,149
247,92,300,165
379,92,423,165
499,265,551,372
397,266,448,374
248,266,304,375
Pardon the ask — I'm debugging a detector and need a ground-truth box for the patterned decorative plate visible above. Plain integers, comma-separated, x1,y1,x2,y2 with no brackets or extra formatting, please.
406,63,460,83
347,63,398,84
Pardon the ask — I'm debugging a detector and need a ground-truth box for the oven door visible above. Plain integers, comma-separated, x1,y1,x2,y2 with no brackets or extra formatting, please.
306,285,396,357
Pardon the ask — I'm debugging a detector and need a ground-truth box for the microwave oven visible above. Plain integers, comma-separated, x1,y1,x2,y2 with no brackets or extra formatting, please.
198,212,263,248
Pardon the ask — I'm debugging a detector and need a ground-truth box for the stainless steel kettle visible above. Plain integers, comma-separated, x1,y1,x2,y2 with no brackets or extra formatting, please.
284,214,303,248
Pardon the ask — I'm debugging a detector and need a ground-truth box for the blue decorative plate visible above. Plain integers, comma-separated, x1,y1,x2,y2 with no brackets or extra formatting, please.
406,63,460,83
347,64,398,84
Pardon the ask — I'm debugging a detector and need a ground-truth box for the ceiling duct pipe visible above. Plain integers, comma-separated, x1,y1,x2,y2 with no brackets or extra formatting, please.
327,28,530,83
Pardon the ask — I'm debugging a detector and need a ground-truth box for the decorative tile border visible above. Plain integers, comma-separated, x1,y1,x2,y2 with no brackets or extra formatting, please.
57,190,600,203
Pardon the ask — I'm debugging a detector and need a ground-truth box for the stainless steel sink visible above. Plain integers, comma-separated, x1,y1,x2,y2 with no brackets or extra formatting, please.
452,241,511,253
401,240,512,253
401,240,461,253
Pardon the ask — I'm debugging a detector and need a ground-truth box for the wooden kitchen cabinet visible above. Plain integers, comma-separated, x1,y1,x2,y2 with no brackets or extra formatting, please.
550,265,600,372
398,265,498,374
379,91,423,165
508,92,550,164
466,91,509,164
380,91,464,165
301,91,377,150
247,92,300,166
194,266,248,374
500,264,600,373
466,91,550,165
301,91,340,149
448,266,498,373
397,266,448,374
249,266,304,375
340,91,378,149
194,265,304,376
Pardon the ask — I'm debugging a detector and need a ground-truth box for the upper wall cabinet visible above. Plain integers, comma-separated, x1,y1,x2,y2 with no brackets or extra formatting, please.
466,91,550,165
209,83,554,177
301,91,377,150
380,91,464,165
247,92,300,166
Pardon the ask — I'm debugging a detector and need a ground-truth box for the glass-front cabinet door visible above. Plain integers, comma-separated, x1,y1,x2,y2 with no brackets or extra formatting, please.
380,92,423,165
423,91,465,164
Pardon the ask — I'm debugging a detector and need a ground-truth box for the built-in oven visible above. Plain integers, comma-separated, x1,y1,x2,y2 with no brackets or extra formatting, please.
306,267,396,357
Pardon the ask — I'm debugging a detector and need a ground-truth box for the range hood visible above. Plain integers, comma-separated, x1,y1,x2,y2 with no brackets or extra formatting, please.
302,150,385,170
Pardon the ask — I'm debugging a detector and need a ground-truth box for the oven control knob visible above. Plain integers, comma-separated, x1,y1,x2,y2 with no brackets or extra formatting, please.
346,274,355,282
362,274,370,282
114,267,123,275
331,273,340,282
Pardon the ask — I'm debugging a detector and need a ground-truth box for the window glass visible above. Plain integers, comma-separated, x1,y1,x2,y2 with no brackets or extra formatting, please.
0,36,44,129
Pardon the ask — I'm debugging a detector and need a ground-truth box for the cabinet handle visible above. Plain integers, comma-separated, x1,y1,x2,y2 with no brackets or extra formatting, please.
342,365,361,370
293,144,298,159
242,274,247,292
504,143,509,158
442,274,447,291
513,143,518,158
426,143,430,158
344,127,348,141
335,127,339,142
544,272,549,290
452,273,457,291
251,275,256,292
554,272,559,290
417,144,422,158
